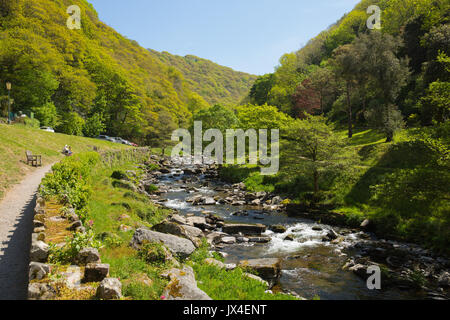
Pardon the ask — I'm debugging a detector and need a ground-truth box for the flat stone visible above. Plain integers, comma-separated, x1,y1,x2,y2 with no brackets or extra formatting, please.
221,237,236,244
84,263,110,283
222,223,266,236
76,247,101,265
238,258,282,287
130,228,196,259
269,225,287,233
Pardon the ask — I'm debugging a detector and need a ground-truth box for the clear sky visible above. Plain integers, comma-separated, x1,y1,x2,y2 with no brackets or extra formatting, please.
88,0,361,75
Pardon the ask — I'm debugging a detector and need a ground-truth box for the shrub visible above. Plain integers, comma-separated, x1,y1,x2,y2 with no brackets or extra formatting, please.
49,230,102,264
138,242,169,265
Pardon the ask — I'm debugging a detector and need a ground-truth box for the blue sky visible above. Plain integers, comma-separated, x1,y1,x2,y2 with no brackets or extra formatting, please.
88,0,361,75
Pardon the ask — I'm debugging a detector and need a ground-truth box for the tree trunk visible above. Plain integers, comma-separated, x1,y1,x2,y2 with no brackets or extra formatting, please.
346,81,353,138
313,170,319,195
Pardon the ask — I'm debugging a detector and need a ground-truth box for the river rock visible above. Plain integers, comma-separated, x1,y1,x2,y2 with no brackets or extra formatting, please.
29,262,50,281
30,241,49,263
76,247,101,265
162,266,212,300
152,221,203,247
238,258,282,287
248,236,272,244
244,273,269,288
130,228,196,259
269,225,287,234
221,236,237,245
222,223,266,236
204,258,226,269
97,278,122,300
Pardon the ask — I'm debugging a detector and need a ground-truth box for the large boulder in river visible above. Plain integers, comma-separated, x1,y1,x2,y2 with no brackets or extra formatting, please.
152,221,203,247
238,258,282,288
222,223,266,236
162,266,212,300
130,228,196,259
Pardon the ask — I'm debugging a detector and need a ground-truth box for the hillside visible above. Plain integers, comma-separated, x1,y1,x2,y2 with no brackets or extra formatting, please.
149,50,257,106
0,123,129,199
0,0,253,145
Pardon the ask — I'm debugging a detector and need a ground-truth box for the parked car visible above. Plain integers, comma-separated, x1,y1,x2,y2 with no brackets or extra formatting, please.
96,135,110,141
40,127,55,133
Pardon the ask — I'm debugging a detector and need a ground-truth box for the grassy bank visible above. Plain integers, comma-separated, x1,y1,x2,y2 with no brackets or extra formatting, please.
219,127,450,254
0,123,129,199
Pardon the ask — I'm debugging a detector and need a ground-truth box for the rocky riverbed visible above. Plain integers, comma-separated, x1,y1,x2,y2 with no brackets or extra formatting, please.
136,155,449,300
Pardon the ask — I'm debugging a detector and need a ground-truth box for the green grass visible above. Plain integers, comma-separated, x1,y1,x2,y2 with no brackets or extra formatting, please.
188,242,298,300
0,123,129,199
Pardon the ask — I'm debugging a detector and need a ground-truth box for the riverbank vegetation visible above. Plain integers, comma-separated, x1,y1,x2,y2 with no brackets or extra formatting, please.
37,150,298,300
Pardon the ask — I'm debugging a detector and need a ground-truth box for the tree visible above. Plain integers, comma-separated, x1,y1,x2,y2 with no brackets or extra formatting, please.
357,32,410,141
283,115,346,196
57,112,85,136
193,104,239,133
249,74,275,105
331,44,361,138
32,102,58,127
83,113,106,137
147,110,178,155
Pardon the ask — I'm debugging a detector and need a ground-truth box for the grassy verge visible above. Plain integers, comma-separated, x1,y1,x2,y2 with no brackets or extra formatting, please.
0,123,129,199
188,242,298,300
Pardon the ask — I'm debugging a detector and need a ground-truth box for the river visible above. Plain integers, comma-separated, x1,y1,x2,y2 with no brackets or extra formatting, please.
151,161,443,300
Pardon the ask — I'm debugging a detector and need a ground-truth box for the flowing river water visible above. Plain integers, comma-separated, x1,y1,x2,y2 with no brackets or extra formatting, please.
153,163,441,300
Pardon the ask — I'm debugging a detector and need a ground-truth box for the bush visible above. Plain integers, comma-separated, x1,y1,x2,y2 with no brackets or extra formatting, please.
20,117,40,128
32,102,58,127
83,113,106,137
49,230,102,264
138,242,169,265
57,112,85,136
40,152,100,218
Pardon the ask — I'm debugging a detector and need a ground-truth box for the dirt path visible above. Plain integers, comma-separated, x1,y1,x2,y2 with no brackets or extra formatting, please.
0,164,54,300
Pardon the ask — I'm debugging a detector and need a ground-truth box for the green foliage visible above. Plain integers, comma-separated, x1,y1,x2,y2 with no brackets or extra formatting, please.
21,117,40,129
193,104,239,132
149,51,257,106
57,112,85,136
83,113,106,138
32,102,58,127
249,74,275,105
40,152,100,213
49,229,103,264
138,242,169,266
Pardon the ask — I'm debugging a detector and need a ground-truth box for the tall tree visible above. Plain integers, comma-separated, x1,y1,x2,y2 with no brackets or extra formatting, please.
331,44,360,138
357,32,410,141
